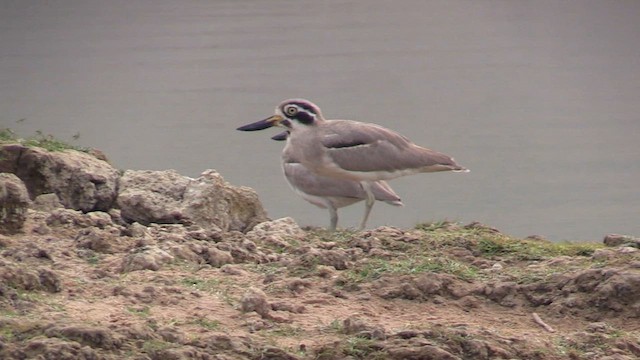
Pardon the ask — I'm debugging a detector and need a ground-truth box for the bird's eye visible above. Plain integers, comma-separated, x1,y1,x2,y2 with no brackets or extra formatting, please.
284,105,298,116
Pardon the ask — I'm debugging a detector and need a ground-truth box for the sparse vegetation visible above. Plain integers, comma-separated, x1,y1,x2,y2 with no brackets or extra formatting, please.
268,324,305,337
342,256,479,284
181,277,223,292
141,339,173,354
127,306,151,318
417,220,604,260
193,318,221,330
0,127,88,152
180,276,236,305
341,336,386,359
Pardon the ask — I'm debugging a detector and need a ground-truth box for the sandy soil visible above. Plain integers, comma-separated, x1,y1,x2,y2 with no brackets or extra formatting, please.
1,210,639,360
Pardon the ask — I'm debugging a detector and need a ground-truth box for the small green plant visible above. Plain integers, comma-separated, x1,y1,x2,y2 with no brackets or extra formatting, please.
268,324,304,337
343,336,385,359
342,256,478,285
0,308,19,319
415,220,458,232
477,237,602,260
141,339,173,353
86,254,100,265
326,319,344,333
194,318,220,330
0,326,15,341
127,306,151,318
0,127,88,152
0,128,16,142
14,290,46,303
181,277,222,292
180,277,236,305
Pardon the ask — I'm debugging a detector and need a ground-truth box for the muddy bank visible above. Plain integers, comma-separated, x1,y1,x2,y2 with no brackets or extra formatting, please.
1,145,639,359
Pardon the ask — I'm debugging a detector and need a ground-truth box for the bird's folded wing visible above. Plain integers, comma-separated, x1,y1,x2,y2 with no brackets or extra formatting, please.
320,120,458,173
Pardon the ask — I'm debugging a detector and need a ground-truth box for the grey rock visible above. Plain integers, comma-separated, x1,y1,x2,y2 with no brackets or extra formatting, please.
604,233,640,248
202,247,234,267
342,316,372,334
126,222,151,238
117,169,190,225
117,169,268,232
43,325,123,350
75,227,125,254
0,143,23,173
46,208,90,227
592,247,638,260
31,193,63,212
181,169,268,232
120,246,174,272
246,217,305,243
85,211,113,228
240,287,271,318
604,234,629,247
24,337,100,359
0,173,30,234
2,145,119,212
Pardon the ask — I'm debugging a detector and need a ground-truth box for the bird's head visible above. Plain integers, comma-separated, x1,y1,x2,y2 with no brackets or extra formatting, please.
237,99,324,132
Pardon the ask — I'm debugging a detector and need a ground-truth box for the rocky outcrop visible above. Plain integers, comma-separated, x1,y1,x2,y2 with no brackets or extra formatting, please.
182,170,268,233
117,169,268,232
0,173,30,234
116,169,190,225
1,144,269,232
246,217,305,243
0,144,119,212
604,233,640,248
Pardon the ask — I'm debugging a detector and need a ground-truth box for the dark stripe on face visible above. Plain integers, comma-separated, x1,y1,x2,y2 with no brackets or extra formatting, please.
293,110,315,125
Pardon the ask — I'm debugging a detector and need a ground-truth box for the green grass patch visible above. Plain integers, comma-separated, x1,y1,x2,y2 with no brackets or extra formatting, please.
417,221,603,261
141,339,173,353
180,276,236,305
126,306,151,318
476,237,602,260
193,318,220,331
0,127,88,152
85,254,100,265
0,128,17,142
267,324,305,337
0,326,16,341
181,277,223,292
343,336,385,359
13,290,47,303
325,319,344,333
0,319,45,342
342,256,478,285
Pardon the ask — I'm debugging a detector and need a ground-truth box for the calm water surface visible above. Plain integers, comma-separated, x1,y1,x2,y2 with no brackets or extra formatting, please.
1,0,639,241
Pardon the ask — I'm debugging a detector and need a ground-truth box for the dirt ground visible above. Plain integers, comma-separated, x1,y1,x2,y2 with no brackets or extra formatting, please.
1,209,639,360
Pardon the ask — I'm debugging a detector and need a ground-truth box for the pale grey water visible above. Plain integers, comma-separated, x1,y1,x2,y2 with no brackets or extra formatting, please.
1,0,638,241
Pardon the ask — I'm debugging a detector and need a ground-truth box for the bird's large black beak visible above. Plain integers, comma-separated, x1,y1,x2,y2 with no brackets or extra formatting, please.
236,115,284,131
271,131,289,141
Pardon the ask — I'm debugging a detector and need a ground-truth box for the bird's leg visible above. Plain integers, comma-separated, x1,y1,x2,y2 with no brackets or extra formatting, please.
328,205,338,232
358,181,375,230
